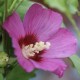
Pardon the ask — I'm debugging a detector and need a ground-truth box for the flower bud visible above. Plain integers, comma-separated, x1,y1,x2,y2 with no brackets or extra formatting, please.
0,52,9,67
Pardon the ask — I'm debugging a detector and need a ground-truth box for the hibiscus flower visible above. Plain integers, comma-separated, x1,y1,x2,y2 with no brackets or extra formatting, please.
3,3,77,77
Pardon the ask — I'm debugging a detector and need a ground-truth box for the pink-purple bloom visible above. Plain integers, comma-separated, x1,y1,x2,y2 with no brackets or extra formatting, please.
3,4,77,77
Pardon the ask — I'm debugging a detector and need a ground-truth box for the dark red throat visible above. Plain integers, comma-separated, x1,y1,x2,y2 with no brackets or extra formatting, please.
18,34,44,62
18,34,38,48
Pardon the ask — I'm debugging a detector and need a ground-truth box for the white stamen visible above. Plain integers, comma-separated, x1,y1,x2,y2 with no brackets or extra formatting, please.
22,41,51,59
46,42,51,49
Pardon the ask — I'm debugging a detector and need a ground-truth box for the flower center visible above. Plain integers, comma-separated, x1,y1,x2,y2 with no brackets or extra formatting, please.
22,41,51,59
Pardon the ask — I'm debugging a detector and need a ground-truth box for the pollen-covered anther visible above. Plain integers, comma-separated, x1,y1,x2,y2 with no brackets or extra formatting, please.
22,41,51,59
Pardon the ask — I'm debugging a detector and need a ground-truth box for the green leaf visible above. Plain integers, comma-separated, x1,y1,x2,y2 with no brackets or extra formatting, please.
0,68,4,74
70,55,80,75
44,0,67,12
7,0,13,9
67,0,78,14
16,0,33,18
0,73,3,80
6,64,35,80
0,0,4,6
44,0,78,14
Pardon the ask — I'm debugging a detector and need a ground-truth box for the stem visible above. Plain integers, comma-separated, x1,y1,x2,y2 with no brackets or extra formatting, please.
13,0,24,12
8,0,24,15
8,0,17,14
66,12,80,40
3,0,8,21
2,0,9,53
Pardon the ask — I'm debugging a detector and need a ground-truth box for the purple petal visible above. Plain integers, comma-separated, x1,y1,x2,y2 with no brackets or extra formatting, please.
42,28,77,58
17,55,34,72
12,38,34,72
3,12,25,39
30,58,67,77
23,4,62,41
12,38,21,56
53,63,67,78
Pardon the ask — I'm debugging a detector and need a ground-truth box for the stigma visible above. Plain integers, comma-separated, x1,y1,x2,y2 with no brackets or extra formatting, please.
22,41,51,59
